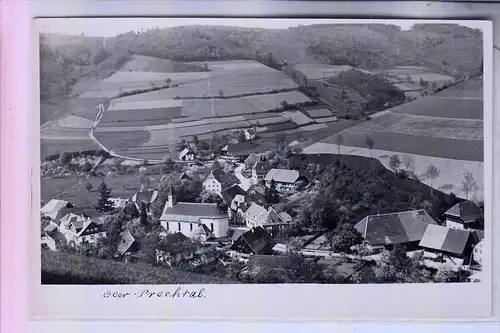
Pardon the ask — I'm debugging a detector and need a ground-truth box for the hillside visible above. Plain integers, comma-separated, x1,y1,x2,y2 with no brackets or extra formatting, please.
40,23,483,102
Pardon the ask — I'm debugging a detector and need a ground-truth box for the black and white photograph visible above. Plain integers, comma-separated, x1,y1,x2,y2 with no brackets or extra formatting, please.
38,18,488,286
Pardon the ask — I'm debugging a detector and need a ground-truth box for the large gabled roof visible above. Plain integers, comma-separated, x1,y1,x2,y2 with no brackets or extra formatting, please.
264,169,301,184
118,230,137,255
355,210,438,246
444,201,483,224
160,202,226,222
223,184,247,204
41,199,71,218
233,227,273,254
419,225,472,256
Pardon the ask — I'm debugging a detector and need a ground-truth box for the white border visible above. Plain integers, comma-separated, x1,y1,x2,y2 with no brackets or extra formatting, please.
1,1,499,329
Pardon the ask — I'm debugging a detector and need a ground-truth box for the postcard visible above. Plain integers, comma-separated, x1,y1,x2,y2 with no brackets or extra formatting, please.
29,17,495,321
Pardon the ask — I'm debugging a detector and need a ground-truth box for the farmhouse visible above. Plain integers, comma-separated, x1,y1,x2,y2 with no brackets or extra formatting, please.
244,128,256,141
48,205,101,228
58,213,107,246
223,184,248,219
129,190,159,211
354,210,438,249
41,229,66,251
221,142,258,161
203,168,232,197
252,160,271,184
472,239,485,267
41,199,73,220
244,203,289,236
264,168,309,193
418,224,475,259
443,201,483,230
230,227,274,255
179,147,195,161
117,230,138,255
160,194,229,239
244,154,261,170
155,232,197,267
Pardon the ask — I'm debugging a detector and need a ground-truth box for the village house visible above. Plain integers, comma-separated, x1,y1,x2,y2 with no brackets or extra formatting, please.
354,210,438,250
230,227,274,255
264,168,309,193
109,197,128,210
203,168,233,197
41,229,66,251
160,193,229,239
155,232,198,267
178,147,195,161
221,142,259,161
45,205,101,230
244,154,261,170
117,230,139,255
252,160,271,184
418,224,475,259
223,184,248,219
443,201,483,230
129,190,159,211
244,203,290,236
58,213,107,246
41,199,73,220
243,128,256,141
472,238,485,267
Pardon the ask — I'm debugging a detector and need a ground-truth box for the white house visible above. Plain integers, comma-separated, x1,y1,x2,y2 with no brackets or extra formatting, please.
58,214,107,246
244,203,289,236
442,201,483,230
160,194,229,239
472,239,485,266
223,184,248,219
252,161,271,184
203,168,231,197
264,168,309,193
244,128,256,141
179,148,195,161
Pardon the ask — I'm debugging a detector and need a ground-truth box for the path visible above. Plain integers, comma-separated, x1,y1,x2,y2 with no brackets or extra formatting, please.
234,163,252,191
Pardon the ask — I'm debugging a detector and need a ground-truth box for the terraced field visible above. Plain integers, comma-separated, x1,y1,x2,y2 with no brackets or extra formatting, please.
304,76,485,199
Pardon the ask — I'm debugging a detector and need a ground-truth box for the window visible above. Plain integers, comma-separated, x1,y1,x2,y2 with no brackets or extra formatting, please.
210,223,214,232
166,222,169,230
90,234,95,240
190,223,193,231
178,223,181,231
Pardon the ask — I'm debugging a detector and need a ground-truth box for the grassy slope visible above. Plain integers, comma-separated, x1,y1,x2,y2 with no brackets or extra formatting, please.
41,250,235,284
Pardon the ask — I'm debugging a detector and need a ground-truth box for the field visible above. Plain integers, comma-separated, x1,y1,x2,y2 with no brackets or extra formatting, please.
281,111,314,125
293,64,355,80
303,76,484,199
381,66,454,84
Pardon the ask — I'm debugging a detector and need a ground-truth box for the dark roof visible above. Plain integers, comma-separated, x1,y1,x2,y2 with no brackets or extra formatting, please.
471,229,485,244
253,161,271,175
161,202,226,221
46,230,66,244
244,154,261,168
225,142,258,156
230,228,247,242
157,232,196,255
444,201,483,224
355,210,438,246
211,168,230,183
53,206,100,224
238,227,272,254
223,184,247,204
419,225,472,256
118,230,136,255
163,232,189,243
131,190,157,203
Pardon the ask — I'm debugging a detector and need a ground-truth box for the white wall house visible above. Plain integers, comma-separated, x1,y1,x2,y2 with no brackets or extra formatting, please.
443,201,483,230
244,203,289,236
179,148,195,161
223,184,248,219
252,161,271,184
160,195,229,239
244,128,256,141
203,169,230,197
264,169,308,193
58,213,107,246
473,239,484,266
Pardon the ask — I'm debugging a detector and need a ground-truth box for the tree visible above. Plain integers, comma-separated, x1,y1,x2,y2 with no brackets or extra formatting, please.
280,100,289,110
419,77,425,87
199,190,228,213
365,136,374,157
84,182,93,192
336,134,344,156
203,63,209,71
123,202,139,219
161,157,176,172
218,89,224,97
431,81,437,91
192,135,199,146
425,164,440,196
374,244,429,283
265,179,280,204
276,133,286,152
461,171,477,200
139,201,148,226
389,154,401,173
402,154,415,171
434,266,457,283
96,182,113,213
326,223,363,253
165,77,172,87
59,152,72,165
151,178,173,221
